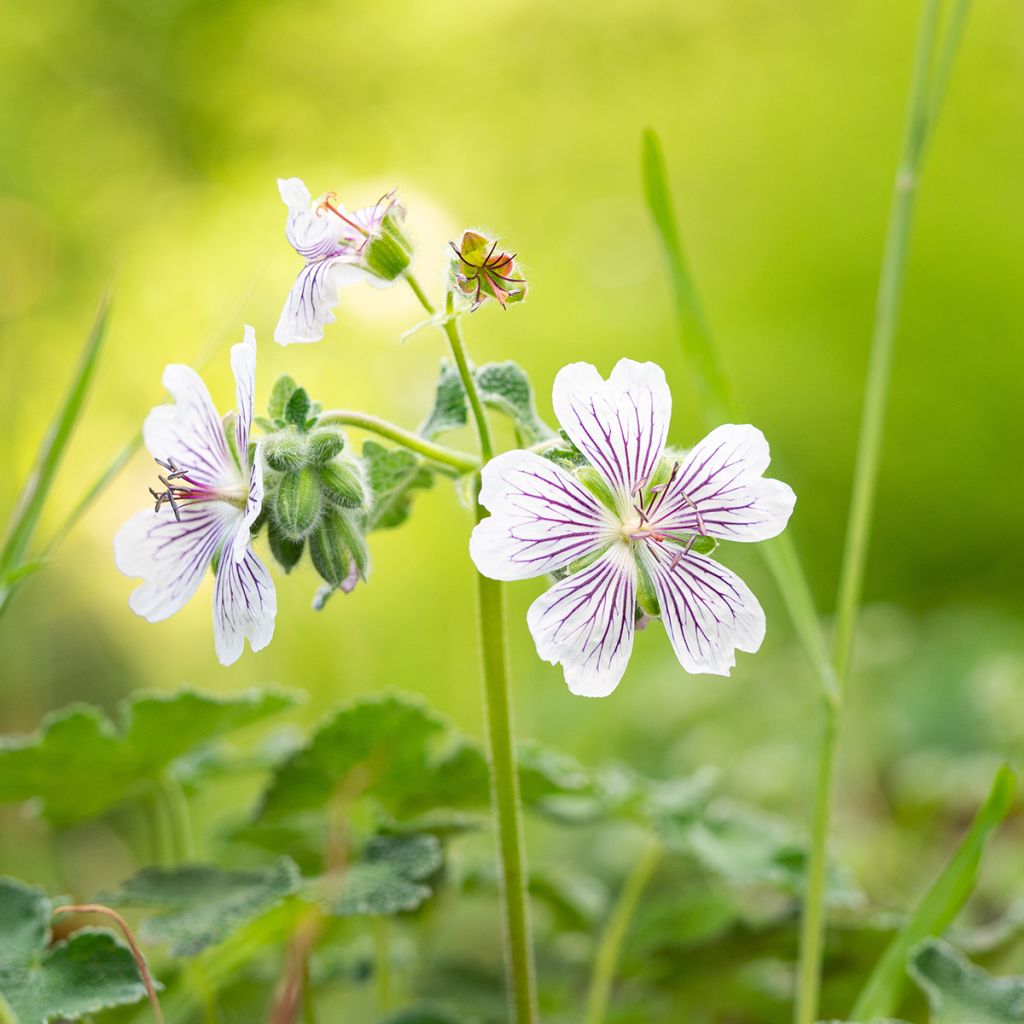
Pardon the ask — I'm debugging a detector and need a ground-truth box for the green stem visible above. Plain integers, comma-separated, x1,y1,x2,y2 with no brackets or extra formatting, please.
794,3,952,1021
585,839,662,1024
404,270,437,317
441,291,494,460
316,410,479,474
373,918,392,1014
159,772,196,863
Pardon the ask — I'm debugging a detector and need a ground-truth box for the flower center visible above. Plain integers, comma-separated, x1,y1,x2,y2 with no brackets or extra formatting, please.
148,458,247,521
316,193,371,239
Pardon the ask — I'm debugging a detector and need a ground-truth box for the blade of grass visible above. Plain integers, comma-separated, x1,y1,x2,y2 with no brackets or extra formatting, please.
1,288,112,576
850,764,1016,1021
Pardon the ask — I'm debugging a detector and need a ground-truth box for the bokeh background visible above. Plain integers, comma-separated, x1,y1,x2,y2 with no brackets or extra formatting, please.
2,0,1023,1020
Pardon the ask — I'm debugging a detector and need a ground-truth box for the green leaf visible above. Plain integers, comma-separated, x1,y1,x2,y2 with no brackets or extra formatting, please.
0,290,111,596
105,857,300,956
361,441,434,531
268,374,298,420
850,764,1016,1021
326,834,443,917
910,939,1024,1023
641,129,731,422
284,387,311,429
379,1006,465,1024
419,360,468,440
0,687,298,826
476,361,556,445
0,878,150,1023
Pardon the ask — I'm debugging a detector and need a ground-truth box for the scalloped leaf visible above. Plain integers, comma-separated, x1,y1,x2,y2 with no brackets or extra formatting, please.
0,688,298,826
910,939,1024,1023
105,857,300,956
0,878,150,1023
362,441,435,531
325,834,443,917
476,361,556,445
419,360,468,440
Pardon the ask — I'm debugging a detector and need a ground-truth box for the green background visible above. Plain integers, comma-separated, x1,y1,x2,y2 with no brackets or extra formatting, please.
1,0,1022,1019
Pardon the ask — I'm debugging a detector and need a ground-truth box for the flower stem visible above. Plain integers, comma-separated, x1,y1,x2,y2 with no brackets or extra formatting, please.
316,410,479,474
441,291,494,460
585,838,662,1024
794,2,958,1021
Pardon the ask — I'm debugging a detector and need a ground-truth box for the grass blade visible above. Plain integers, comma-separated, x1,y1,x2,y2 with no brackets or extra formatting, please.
1,289,112,575
850,763,1016,1021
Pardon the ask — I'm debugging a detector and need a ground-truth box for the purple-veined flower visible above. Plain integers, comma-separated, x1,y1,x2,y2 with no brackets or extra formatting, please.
114,327,277,665
469,359,796,697
274,177,406,346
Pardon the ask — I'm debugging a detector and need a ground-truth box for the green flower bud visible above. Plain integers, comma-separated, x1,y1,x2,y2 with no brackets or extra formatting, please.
263,431,307,473
268,522,304,574
274,468,322,541
319,458,366,509
307,427,346,465
309,511,354,589
364,208,412,281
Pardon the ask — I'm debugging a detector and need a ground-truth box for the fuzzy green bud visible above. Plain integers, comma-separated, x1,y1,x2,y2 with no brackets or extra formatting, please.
268,522,304,574
309,511,354,589
319,458,366,509
365,209,412,281
307,427,346,465
274,468,322,541
264,431,307,473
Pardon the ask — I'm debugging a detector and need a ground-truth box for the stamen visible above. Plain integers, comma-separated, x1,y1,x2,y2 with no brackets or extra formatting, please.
316,192,370,238
147,457,198,522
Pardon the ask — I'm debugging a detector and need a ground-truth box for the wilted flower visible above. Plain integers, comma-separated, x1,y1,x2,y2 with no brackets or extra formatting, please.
114,327,276,665
470,359,795,696
449,230,526,309
275,177,411,346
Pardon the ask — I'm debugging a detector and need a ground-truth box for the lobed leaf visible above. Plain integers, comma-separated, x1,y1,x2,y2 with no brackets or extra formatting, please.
476,361,556,445
909,939,1024,1023
419,360,468,440
0,687,298,826
0,878,150,1024
105,857,301,956
362,441,435,531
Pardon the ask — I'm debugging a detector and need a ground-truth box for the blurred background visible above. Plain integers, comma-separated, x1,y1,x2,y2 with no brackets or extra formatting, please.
1,0,1023,1020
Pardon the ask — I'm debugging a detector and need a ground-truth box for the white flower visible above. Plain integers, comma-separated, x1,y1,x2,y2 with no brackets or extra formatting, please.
470,359,796,697
274,177,399,346
114,327,277,665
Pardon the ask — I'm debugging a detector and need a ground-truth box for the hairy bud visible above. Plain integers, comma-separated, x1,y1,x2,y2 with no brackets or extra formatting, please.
263,431,307,473
274,468,322,541
319,457,366,509
307,428,346,465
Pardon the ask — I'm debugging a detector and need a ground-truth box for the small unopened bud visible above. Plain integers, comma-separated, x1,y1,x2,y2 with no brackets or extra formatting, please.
275,468,322,541
319,458,366,509
309,510,354,589
264,431,307,473
449,230,526,309
268,522,304,573
307,428,346,465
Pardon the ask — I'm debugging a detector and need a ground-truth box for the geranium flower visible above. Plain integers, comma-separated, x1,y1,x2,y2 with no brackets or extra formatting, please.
469,359,795,696
274,177,405,346
114,327,276,665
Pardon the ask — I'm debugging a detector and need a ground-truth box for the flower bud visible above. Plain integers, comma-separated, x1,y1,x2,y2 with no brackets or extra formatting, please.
449,230,526,309
307,427,346,465
274,468,322,541
364,206,412,281
268,521,304,573
319,457,366,509
263,431,307,473
309,510,354,589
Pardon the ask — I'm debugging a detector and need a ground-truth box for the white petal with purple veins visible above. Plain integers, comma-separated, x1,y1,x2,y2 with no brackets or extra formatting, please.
114,503,241,623
649,424,796,542
552,359,671,501
274,258,371,346
212,547,277,666
143,365,240,490
231,326,257,460
230,453,265,565
527,543,637,697
641,544,765,676
278,177,358,262
470,450,618,582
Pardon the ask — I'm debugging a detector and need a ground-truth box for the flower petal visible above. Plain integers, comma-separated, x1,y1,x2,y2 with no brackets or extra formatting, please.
274,258,370,346
143,364,238,489
212,547,277,666
230,325,257,460
278,177,360,262
527,544,637,697
470,450,618,581
114,504,239,622
229,451,265,564
649,424,796,542
552,359,671,500
642,544,765,676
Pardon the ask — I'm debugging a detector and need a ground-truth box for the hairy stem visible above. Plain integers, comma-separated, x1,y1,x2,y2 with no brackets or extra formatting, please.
795,2,954,1021
317,410,478,474
52,905,164,1024
585,839,662,1024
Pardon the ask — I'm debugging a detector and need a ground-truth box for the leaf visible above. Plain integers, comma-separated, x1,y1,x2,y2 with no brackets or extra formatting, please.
268,374,298,420
476,361,556,445
419,360,468,440
641,129,731,421
105,857,300,956
1,291,111,579
379,1007,465,1024
361,441,435,531
910,939,1024,1023
284,387,311,429
0,878,150,1023
0,687,298,826
326,834,443,917
850,764,1016,1021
